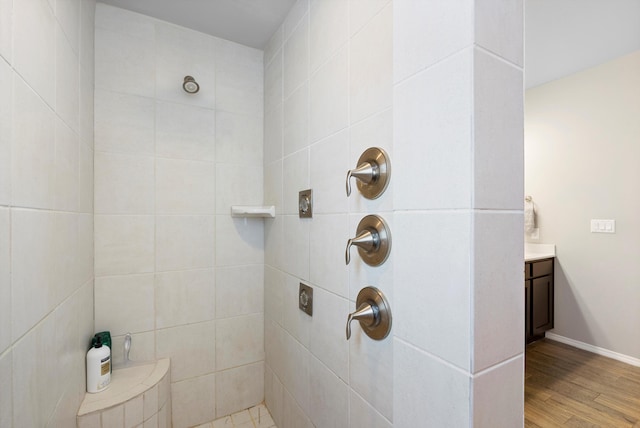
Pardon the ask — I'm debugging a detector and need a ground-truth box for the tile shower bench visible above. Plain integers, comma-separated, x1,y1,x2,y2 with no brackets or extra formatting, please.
77,359,171,428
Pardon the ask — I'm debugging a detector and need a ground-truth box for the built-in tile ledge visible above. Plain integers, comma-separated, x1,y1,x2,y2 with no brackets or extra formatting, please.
231,205,276,218
77,359,171,427
525,243,556,262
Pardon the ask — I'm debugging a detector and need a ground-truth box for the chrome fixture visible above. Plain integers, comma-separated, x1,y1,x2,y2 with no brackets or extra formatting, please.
345,215,391,266
346,286,392,340
123,332,132,363
183,75,200,94
299,283,313,316
346,147,391,199
299,189,313,218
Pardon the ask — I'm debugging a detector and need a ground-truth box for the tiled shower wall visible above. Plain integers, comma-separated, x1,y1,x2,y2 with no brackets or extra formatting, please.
93,5,264,427
0,0,96,426
263,1,395,427
264,0,525,426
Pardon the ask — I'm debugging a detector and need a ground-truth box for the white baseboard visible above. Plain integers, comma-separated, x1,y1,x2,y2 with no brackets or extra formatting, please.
545,332,640,368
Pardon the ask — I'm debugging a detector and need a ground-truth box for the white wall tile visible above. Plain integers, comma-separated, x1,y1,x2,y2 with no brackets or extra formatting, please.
102,404,125,428
216,265,264,319
309,214,348,297
79,63,94,148
94,89,155,156
216,314,264,370
349,320,393,421
11,76,56,210
264,102,283,164
283,0,309,40
77,413,100,428
0,208,9,353
156,158,215,215
309,288,349,382
394,50,472,210
394,211,471,370
282,149,309,215
473,212,524,371
13,0,56,106
281,332,309,415
348,109,393,214
282,274,311,347
215,38,263,117
156,321,216,382
394,340,471,427
94,274,155,336
309,47,348,143
11,209,56,339
282,389,313,428
55,25,80,132
155,102,216,162
95,3,155,41
307,356,348,428
143,384,158,421
283,15,308,99
215,163,263,215
0,59,10,205
264,215,283,271
53,119,79,212
264,365,284,427
0,0,12,63
0,350,12,427
55,0,80,54
77,213,94,285
95,152,154,215
349,3,392,124
215,362,264,418
281,216,310,281
216,110,262,165
110,331,155,367
156,268,216,328
156,215,215,271
79,1,96,73
215,216,264,267
78,140,94,213
394,0,473,82
473,356,524,427
95,27,155,97
349,0,390,36
264,320,285,382
283,83,309,156
264,49,283,114
349,390,392,428
156,23,216,109
264,266,284,326
473,48,524,210
309,0,348,73
309,130,349,214
264,25,283,67
95,215,155,276
475,0,523,67
172,373,213,428
264,160,283,216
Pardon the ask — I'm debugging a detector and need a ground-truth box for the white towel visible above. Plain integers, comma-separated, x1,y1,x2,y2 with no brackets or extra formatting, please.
524,199,536,233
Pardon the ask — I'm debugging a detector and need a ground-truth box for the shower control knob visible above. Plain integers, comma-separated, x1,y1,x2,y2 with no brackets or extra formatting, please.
346,147,391,199
346,286,392,341
345,215,391,266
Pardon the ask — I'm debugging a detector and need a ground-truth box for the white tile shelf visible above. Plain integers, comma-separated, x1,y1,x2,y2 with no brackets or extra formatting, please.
230,205,276,218
77,358,170,427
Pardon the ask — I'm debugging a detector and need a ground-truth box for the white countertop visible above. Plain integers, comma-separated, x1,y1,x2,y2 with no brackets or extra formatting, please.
525,243,556,262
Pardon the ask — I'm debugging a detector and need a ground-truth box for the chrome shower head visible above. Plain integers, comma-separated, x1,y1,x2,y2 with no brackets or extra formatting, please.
183,75,199,94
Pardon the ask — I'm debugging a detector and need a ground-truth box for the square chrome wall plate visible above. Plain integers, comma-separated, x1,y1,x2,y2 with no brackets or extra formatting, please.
298,283,313,316
299,189,313,218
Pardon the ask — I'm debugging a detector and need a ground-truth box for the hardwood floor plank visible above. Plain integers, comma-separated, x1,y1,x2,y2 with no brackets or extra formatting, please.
525,339,640,428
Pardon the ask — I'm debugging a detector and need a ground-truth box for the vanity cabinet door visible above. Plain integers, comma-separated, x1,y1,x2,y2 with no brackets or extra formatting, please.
531,275,554,335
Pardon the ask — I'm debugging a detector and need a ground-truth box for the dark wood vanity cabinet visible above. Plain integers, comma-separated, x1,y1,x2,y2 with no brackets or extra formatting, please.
525,258,554,343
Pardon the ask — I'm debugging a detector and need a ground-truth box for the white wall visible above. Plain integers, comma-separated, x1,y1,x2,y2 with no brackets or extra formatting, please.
264,0,524,427
525,50,640,360
93,5,265,427
0,0,96,426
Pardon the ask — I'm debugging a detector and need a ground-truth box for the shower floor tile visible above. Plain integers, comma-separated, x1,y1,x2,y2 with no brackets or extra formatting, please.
197,403,277,428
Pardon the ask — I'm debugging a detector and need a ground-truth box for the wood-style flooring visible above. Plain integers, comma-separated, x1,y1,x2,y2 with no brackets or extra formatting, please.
525,339,640,427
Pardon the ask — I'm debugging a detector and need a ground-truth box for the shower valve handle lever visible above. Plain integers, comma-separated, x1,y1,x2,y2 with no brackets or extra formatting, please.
345,229,378,265
346,302,377,340
346,161,377,196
